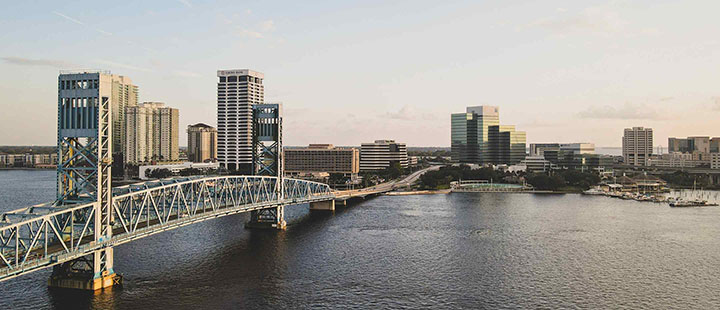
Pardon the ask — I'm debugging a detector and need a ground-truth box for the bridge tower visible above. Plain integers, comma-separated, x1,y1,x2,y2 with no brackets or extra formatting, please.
246,104,286,229
49,71,121,290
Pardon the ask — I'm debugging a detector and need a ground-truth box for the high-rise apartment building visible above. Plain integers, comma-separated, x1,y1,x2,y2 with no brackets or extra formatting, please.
360,140,408,171
488,125,526,165
58,71,138,156
187,123,218,163
622,127,653,166
217,69,264,172
124,102,179,163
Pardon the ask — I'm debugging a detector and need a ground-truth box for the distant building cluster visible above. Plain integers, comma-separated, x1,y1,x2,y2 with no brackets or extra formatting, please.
451,106,526,166
0,153,58,168
58,71,180,171
523,143,613,173
649,136,720,168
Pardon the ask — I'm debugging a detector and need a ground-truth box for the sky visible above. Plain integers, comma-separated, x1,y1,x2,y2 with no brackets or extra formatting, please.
1,0,719,148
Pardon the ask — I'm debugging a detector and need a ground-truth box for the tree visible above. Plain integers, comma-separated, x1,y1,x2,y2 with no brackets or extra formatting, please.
179,167,202,176
148,168,172,179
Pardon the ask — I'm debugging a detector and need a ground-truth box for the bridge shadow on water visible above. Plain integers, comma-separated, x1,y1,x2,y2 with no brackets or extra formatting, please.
44,197,375,309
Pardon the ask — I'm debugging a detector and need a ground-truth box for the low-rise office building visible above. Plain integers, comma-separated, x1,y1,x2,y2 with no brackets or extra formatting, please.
647,152,708,168
709,153,720,169
360,140,408,171
284,144,359,175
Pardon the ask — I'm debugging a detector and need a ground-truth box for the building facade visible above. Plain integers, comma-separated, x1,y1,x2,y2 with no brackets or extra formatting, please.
217,69,264,172
360,140,408,171
187,123,218,163
622,127,653,166
124,102,179,163
284,144,359,175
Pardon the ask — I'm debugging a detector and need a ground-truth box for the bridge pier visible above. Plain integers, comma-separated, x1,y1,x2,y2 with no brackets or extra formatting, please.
48,249,122,291
245,206,287,230
310,200,335,211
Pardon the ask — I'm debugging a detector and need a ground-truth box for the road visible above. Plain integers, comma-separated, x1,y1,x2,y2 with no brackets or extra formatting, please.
335,165,443,198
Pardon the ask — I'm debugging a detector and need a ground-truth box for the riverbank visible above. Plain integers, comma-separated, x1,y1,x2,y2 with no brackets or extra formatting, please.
385,189,450,196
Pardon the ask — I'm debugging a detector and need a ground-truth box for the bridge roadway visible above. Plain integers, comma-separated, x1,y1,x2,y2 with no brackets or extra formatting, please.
322,165,442,209
0,166,441,286
0,176,333,284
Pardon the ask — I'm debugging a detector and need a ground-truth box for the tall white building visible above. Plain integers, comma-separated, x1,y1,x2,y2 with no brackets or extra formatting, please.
360,140,408,171
217,69,264,172
623,127,653,166
124,102,179,163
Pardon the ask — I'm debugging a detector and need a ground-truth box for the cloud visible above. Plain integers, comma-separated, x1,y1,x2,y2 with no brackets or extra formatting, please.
52,11,85,26
260,20,275,32
93,59,153,72
172,70,201,78
527,6,659,38
1,56,78,68
53,11,113,36
577,102,666,120
384,105,437,121
237,28,264,38
177,0,192,8
711,97,720,111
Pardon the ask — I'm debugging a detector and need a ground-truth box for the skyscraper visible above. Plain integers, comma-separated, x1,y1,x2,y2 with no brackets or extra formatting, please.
187,123,218,163
451,106,500,163
217,69,264,172
451,106,525,165
622,127,653,166
124,102,179,163
488,125,527,165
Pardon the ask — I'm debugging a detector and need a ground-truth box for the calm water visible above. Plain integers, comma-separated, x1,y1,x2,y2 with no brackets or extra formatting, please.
1,170,720,309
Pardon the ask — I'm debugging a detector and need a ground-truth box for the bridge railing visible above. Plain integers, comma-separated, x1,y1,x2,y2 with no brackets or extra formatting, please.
0,176,333,282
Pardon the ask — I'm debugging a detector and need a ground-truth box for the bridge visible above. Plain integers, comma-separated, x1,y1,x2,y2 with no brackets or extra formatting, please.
0,175,340,289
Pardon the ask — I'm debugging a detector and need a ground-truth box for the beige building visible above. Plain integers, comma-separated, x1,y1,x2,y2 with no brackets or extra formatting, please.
712,153,720,170
623,127,653,166
187,123,218,163
284,144,359,175
124,102,179,163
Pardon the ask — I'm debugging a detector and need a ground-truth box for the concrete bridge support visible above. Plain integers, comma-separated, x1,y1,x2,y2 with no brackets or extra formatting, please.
246,206,287,230
48,250,122,290
310,200,335,211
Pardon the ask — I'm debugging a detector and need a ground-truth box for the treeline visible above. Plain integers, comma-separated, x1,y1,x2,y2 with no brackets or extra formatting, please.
145,167,211,179
525,170,600,191
419,165,506,189
660,171,717,189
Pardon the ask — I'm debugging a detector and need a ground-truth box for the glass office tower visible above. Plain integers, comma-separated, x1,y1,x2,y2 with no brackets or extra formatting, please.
451,106,500,164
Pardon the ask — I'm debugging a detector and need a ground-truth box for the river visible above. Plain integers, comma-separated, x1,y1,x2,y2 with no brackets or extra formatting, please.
1,170,719,309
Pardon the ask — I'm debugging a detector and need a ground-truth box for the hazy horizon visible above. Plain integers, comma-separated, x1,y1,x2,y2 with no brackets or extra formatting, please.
2,1,719,147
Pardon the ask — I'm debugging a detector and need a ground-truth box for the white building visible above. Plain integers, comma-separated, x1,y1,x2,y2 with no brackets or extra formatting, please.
712,153,720,169
622,127,653,166
124,102,179,163
217,69,264,173
360,140,408,171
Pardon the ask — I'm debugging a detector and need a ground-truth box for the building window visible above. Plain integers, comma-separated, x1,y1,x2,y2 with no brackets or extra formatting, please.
228,76,237,82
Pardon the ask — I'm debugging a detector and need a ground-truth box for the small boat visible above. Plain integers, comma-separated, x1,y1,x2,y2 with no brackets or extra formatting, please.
669,199,719,207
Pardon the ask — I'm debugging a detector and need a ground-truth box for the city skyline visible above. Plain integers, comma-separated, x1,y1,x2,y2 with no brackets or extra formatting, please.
2,1,720,147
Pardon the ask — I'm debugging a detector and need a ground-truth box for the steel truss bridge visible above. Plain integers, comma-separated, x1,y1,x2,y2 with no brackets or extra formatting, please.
0,176,333,285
